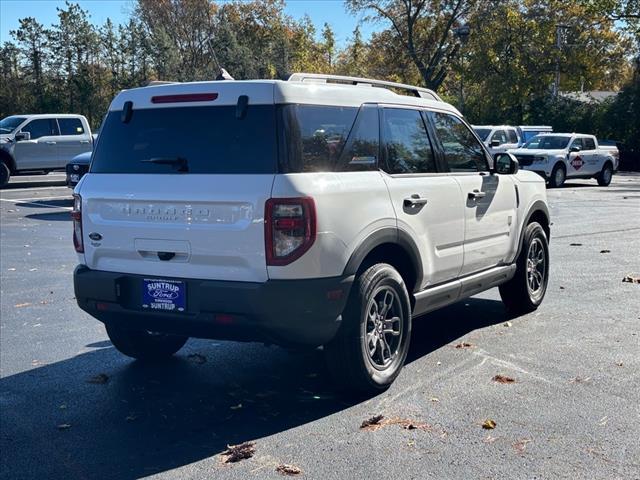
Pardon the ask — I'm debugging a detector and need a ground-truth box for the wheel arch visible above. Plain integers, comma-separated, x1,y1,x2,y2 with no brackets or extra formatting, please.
343,228,423,296
516,201,550,259
0,150,16,172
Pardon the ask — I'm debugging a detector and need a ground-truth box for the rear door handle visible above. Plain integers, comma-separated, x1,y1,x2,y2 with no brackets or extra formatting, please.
80,140,90,144
468,190,486,200
403,194,428,208
45,141,57,145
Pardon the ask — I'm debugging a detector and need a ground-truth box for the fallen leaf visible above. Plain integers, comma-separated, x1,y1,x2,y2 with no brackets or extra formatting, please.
616,362,623,367
482,419,497,430
559,286,565,290
187,353,207,364
15,303,31,308
57,423,71,430
503,321,512,327
31,359,45,366
276,464,302,476
436,361,442,366
87,373,109,384
361,414,384,429
622,275,640,284
484,435,497,444
221,441,256,463
230,403,243,410
599,249,611,254
513,439,530,454
570,376,591,383
492,374,516,384
569,243,583,246
430,397,440,403
454,342,473,349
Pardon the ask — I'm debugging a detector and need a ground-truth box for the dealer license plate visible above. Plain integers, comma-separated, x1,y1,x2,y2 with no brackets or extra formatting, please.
142,278,186,313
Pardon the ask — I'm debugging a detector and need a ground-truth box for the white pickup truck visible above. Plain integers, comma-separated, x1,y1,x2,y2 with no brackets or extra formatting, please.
508,133,616,188
0,114,94,186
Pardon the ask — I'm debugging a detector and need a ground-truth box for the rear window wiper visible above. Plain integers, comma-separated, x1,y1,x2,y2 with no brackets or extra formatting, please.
140,157,188,172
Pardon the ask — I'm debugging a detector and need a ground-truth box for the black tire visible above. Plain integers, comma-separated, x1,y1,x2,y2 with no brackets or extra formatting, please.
596,162,613,186
105,323,188,361
0,162,10,188
549,163,566,188
499,222,549,315
324,263,412,395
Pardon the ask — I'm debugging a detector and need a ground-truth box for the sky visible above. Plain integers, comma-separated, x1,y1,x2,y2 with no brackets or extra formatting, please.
0,0,380,47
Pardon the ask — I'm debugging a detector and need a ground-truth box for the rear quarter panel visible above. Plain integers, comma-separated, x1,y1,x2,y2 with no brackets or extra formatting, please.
268,172,395,279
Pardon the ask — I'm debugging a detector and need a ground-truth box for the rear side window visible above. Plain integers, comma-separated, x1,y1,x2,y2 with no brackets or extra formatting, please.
338,105,379,171
507,129,518,143
584,137,596,150
58,118,85,135
91,105,277,174
279,105,357,172
21,119,56,139
381,108,435,174
429,112,488,172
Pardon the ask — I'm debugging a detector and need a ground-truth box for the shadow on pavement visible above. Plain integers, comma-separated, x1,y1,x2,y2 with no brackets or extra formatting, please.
15,199,73,209
0,297,507,479
24,211,72,222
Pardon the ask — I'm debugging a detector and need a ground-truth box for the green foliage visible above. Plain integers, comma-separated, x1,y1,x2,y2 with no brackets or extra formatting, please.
0,0,636,148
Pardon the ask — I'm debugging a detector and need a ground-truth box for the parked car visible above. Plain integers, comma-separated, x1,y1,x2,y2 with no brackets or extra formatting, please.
66,151,92,188
73,73,551,394
0,114,94,186
472,125,520,154
597,139,620,171
509,133,616,187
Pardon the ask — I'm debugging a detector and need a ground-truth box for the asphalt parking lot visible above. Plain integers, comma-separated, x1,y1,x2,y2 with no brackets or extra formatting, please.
1,172,639,480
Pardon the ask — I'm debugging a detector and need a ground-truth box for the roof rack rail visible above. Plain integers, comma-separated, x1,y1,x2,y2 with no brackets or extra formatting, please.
287,73,442,102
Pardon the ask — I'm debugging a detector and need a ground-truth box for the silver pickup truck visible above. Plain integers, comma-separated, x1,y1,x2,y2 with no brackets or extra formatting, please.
0,114,93,186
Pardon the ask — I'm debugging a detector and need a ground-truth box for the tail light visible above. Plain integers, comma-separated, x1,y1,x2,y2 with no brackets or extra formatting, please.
265,198,316,266
71,194,83,253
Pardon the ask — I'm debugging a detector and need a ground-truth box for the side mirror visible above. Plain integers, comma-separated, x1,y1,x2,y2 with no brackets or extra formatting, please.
493,152,519,175
15,131,31,141
569,146,580,153
490,139,501,148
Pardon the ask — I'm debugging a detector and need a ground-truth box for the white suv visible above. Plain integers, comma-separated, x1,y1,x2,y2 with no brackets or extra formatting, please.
73,74,551,394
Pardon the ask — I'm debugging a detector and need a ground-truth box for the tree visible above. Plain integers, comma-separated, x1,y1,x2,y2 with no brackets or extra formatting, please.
346,0,480,90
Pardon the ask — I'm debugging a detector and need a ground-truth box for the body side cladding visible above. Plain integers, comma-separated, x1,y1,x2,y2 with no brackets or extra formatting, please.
342,227,424,293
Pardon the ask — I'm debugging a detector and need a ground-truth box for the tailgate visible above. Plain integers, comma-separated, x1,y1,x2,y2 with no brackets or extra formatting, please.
79,173,274,282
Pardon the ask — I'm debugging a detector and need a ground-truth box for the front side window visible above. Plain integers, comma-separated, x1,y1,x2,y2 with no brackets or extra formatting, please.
571,138,584,150
491,130,507,145
429,112,487,172
21,119,56,140
381,108,435,174
58,118,85,135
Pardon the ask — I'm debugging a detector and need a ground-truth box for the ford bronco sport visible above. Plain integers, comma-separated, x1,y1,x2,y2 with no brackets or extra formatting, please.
73,73,550,394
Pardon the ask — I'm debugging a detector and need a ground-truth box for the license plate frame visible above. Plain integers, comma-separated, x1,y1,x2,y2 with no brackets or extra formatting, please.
142,278,186,313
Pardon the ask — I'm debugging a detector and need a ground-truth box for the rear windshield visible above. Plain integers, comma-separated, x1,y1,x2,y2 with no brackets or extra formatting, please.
91,105,277,174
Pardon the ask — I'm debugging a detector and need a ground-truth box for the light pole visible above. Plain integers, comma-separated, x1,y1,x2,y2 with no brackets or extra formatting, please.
454,25,471,113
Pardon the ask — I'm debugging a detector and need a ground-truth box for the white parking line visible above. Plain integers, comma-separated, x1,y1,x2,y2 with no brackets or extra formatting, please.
1,186,68,193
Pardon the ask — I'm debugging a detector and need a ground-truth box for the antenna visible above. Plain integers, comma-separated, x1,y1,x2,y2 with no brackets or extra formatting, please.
204,33,234,80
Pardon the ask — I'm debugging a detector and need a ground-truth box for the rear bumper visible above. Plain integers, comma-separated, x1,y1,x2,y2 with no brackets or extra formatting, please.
74,265,353,346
